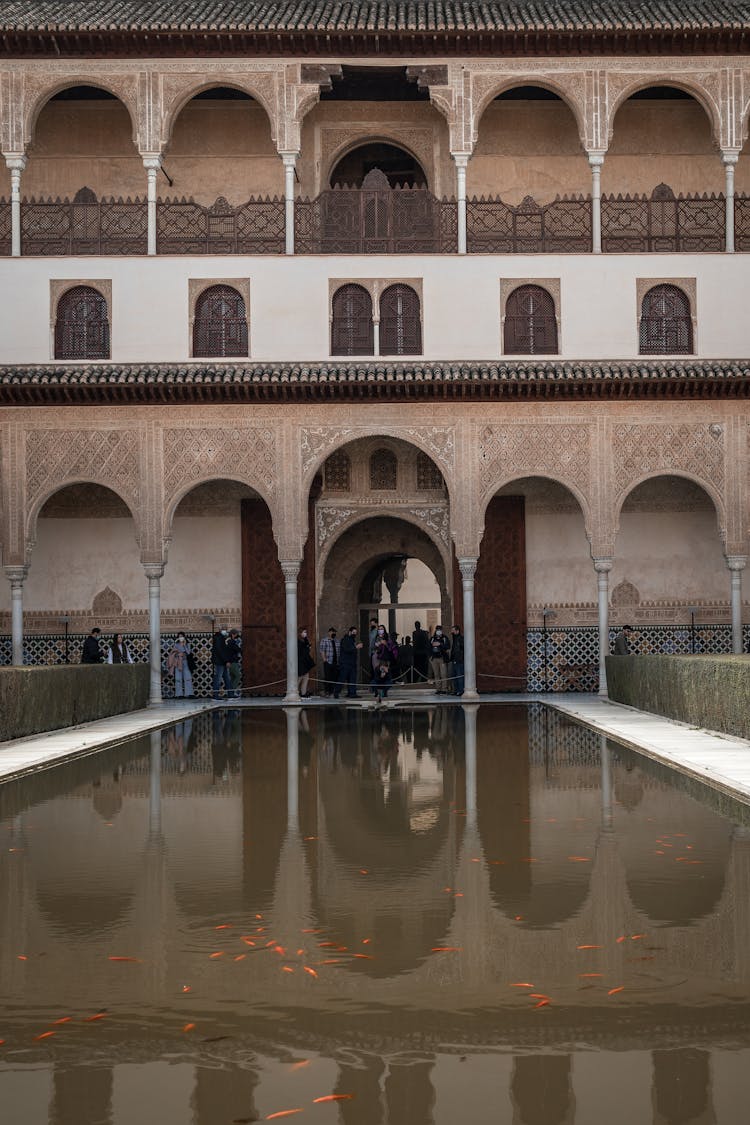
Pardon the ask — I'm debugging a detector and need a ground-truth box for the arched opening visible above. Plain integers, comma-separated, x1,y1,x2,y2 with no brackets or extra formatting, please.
163,479,271,697
330,141,427,189
192,284,249,358
54,285,110,360
18,483,140,666
24,84,142,202
471,84,586,202
613,475,728,653
164,85,279,204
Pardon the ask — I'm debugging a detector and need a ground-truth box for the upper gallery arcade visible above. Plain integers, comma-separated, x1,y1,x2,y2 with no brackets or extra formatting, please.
0,1,747,705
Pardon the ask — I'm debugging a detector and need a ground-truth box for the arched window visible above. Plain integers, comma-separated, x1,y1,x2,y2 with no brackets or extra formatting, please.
54,286,110,360
324,450,351,491
379,284,422,355
370,448,397,490
331,284,373,355
193,285,248,358
504,285,558,355
639,284,693,354
416,452,443,490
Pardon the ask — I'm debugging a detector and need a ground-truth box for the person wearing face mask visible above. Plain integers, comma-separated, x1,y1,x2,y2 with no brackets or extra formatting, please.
297,626,315,698
211,625,232,700
429,625,450,694
168,632,194,698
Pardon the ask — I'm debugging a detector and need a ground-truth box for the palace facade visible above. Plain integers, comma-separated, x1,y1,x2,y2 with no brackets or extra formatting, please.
0,1,748,700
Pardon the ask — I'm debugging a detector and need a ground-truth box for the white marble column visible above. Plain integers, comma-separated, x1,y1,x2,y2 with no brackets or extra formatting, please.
723,151,739,254
726,555,747,654
600,735,612,830
281,152,298,255
5,155,26,257
452,153,469,254
149,729,162,836
458,556,479,699
142,155,161,256
4,565,27,664
463,704,478,827
144,564,164,705
281,561,301,702
593,557,613,695
588,152,605,254
285,708,300,827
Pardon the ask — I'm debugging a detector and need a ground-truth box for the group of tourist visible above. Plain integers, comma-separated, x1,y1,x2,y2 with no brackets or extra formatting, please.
308,618,465,701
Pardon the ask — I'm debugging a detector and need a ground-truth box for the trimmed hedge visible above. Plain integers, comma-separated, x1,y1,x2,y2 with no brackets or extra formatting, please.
0,665,150,742
606,654,750,740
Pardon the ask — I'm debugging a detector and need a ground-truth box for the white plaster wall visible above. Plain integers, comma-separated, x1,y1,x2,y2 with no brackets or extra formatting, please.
613,509,727,601
162,515,241,610
25,517,144,610
525,511,592,604
1,253,749,363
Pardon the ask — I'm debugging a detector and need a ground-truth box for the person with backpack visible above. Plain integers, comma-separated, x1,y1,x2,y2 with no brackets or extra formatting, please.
429,625,450,694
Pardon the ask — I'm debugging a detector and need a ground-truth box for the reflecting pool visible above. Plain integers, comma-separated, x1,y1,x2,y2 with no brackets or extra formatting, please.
1,704,749,1124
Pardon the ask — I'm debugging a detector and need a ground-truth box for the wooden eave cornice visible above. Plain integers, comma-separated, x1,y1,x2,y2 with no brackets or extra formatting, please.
1,27,748,58
0,361,748,406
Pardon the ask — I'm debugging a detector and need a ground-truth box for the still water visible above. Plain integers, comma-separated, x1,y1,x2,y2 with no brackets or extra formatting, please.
1,704,749,1124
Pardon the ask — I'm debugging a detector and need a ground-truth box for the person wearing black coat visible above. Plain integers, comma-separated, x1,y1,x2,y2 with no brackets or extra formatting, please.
450,625,465,696
335,626,363,698
211,627,232,699
297,627,315,697
81,627,103,664
412,620,429,683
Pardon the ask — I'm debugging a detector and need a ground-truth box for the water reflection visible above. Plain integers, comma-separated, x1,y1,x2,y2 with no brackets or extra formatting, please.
1,703,750,1124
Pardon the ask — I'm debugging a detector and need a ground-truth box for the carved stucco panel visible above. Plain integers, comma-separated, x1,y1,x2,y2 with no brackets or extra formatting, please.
21,70,142,149
404,426,456,474
479,423,592,496
159,68,280,149
163,425,277,506
612,421,726,502
316,506,356,547
407,505,450,546
301,426,356,476
603,68,723,147
25,428,141,525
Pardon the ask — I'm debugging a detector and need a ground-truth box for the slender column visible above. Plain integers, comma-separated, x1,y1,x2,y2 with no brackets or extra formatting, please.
723,152,739,254
149,730,162,836
281,152,298,255
600,735,613,830
285,709,300,827
142,155,161,256
4,565,28,665
281,561,301,702
452,153,469,254
458,556,479,699
588,153,604,254
373,318,380,357
726,555,747,654
5,155,27,257
593,557,613,695
144,564,164,706
463,704,478,827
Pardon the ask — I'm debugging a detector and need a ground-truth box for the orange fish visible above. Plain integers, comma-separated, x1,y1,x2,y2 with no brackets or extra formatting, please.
215,924,233,930
454,893,464,898
182,1023,196,1033
85,1013,107,1022
631,934,646,940
313,1095,354,1103
302,929,323,934
241,938,256,947
303,966,318,978
577,945,602,950
266,1110,304,1119
608,986,625,995
303,837,318,841
274,946,287,956
34,1031,55,1041
108,956,142,962
361,939,372,945
282,966,295,974
510,982,534,988
616,936,627,944
209,952,225,959
318,941,336,947
568,856,590,862
529,994,549,1000
182,985,192,993
431,946,461,952
17,955,28,961
514,915,523,921
296,949,304,956
52,1017,72,1025
579,973,602,978
290,1060,310,1070
234,954,247,962
255,914,263,920
317,959,343,965
354,953,374,960
534,999,550,1008
359,869,369,875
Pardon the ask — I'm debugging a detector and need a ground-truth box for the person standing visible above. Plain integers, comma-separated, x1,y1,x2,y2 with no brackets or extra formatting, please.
226,628,242,698
613,625,633,655
297,627,315,698
81,627,103,664
335,626,363,698
167,632,194,698
412,620,429,683
107,633,133,664
450,624,465,696
211,626,232,700
319,626,340,697
429,625,450,694
400,635,414,683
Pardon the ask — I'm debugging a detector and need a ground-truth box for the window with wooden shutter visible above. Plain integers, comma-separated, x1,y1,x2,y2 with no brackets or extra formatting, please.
331,284,374,355
379,283,421,355
193,284,248,358
416,452,443,490
54,285,110,360
324,450,351,491
503,284,558,355
370,448,398,490
639,284,693,354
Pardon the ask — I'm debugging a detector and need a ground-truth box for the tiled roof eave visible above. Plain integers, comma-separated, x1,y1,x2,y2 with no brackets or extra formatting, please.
0,360,747,405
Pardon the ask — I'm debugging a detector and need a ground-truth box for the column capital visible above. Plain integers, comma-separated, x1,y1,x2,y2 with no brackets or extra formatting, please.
280,560,301,582
3,564,28,584
587,150,606,168
280,151,299,167
4,154,27,173
141,154,162,170
458,556,478,580
143,563,164,581
593,556,614,573
721,149,740,167
451,152,471,168
725,554,748,572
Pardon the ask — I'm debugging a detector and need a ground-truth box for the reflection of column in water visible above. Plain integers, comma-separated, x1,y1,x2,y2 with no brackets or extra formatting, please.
333,1054,385,1125
52,1065,113,1125
652,1049,713,1125
385,1056,436,1125
600,734,613,830
511,1055,574,1125
192,1065,260,1125
285,707,299,828
463,704,478,828
149,729,161,837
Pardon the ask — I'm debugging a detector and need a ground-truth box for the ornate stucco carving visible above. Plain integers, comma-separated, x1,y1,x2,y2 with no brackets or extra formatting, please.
612,421,726,502
25,428,141,521
301,426,355,475
163,425,277,507
316,506,356,547
479,422,592,496
404,426,455,473
408,505,450,545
